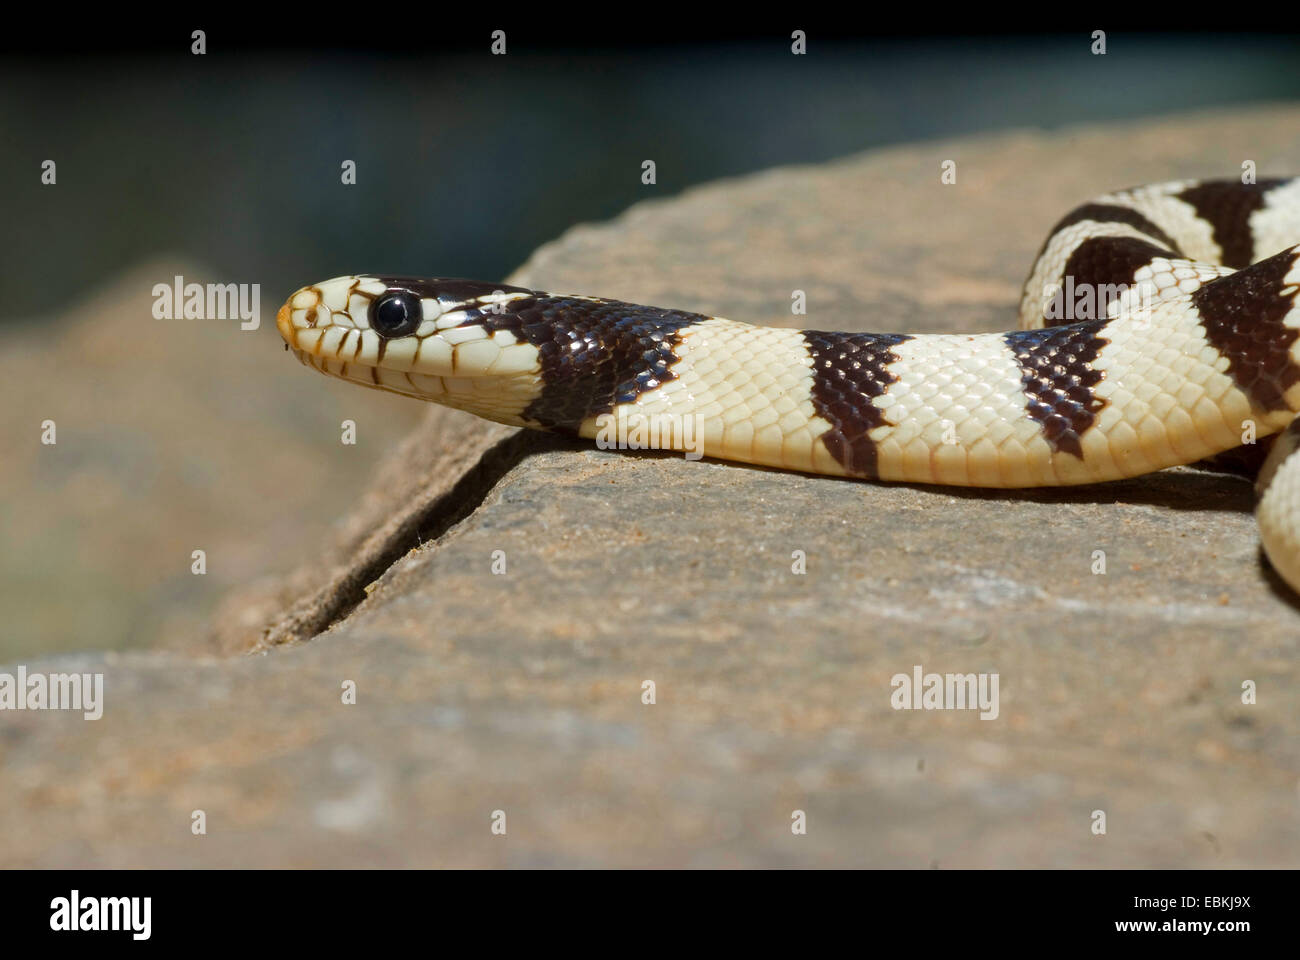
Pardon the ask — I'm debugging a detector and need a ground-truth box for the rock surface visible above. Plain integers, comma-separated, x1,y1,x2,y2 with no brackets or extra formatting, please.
4,106,1300,867
0,260,426,661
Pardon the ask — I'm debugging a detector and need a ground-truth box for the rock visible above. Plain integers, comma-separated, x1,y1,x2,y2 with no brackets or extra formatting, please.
4,106,1300,867
0,259,429,661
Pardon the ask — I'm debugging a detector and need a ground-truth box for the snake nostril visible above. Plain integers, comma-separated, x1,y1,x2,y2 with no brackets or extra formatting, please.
370,290,423,338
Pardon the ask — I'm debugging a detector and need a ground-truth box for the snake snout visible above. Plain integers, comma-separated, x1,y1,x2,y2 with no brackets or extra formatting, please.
275,283,334,353
275,300,295,346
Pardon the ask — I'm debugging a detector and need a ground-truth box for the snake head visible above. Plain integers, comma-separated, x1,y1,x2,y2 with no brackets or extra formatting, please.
275,275,546,416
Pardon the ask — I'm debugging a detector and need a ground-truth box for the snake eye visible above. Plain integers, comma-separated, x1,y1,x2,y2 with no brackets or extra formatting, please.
369,290,423,338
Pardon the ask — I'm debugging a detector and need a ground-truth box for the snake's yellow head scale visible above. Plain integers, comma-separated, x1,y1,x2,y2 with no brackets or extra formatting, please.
276,275,550,423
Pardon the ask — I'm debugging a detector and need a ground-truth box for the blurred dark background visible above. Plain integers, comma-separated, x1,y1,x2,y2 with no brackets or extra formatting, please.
4,24,1300,323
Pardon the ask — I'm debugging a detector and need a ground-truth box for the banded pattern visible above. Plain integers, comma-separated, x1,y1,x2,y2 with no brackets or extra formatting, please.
277,178,1300,593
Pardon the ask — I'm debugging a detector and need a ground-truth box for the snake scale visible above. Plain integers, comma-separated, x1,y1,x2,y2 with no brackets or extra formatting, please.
275,178,1300,596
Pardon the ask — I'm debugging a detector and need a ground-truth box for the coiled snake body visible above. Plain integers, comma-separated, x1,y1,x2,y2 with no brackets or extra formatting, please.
276,179,1300,595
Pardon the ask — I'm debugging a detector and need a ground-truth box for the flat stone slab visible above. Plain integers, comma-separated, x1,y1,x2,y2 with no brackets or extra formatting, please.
4,106,1300,867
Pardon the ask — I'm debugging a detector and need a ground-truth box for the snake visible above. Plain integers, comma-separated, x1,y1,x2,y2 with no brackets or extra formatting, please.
275,178,1300,595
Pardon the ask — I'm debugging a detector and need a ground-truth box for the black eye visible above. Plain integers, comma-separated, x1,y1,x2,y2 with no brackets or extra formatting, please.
369,290,423,338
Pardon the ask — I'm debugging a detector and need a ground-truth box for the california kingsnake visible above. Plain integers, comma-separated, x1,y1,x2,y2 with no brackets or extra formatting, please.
275,178,1300,594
